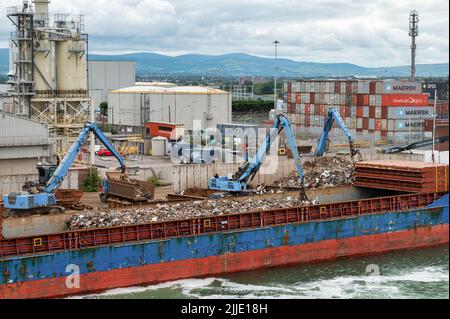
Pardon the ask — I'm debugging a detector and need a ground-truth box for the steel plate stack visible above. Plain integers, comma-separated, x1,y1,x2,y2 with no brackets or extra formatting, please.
354,160,449,193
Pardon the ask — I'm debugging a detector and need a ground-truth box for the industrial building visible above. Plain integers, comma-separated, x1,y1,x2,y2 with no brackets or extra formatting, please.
88,60,136,110
6,0,90,154
108,85,232,131
0,111,53,194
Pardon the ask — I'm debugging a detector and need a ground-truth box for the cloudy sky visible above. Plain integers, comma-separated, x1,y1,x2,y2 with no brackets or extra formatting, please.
0,0,448,67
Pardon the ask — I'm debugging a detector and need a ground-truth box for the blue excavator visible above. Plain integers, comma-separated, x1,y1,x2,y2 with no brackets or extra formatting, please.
208,113,309,201
2,122,127,214
315,108,362,162
208,109,360,199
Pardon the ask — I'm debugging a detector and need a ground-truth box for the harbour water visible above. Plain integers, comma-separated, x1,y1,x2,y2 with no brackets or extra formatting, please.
74,245,449,299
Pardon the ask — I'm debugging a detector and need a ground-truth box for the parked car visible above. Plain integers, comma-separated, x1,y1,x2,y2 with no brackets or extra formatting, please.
96,148,113,156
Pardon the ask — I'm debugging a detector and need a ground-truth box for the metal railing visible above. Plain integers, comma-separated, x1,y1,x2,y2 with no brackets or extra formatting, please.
0,192,446,259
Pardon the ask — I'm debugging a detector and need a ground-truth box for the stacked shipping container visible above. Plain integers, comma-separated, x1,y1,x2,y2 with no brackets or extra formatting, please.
283,80,432,144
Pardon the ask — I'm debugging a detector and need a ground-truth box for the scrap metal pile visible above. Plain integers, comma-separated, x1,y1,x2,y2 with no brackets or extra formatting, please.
69,196,309,230
273,156,355,189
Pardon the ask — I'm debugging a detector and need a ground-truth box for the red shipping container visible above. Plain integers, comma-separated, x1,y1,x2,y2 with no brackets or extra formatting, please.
304,104,310,115
334,82,340,93
287,93,292,103
357,94,364,106
346,82,352,93
363,118,369,130
296,93,301,103
310,93,315,104
340,107,346,119
287,103,295,113
287,83,292,93
363,95,369,105
305,116,310,127
424,119,448,132
369,106,376,118
320,105,326,115
375,119,382,130
381,130,388,137
381,106,388,119
382,94,429,107
356,128,363,133
315,104,321,115
369,82,376,94
357,106,363,117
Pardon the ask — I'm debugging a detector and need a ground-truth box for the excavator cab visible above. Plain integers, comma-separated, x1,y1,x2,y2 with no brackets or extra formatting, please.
37,164,57,186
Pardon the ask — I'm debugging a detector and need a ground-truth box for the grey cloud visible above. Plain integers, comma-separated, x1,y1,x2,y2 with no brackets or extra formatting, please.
0,0,448,66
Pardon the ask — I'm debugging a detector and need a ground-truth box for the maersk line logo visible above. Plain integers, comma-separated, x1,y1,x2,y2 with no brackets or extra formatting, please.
392,85,419,91
386,83,420,92
404,110,430,116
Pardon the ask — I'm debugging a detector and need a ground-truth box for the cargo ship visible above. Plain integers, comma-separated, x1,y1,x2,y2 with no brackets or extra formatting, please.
0,189,448,299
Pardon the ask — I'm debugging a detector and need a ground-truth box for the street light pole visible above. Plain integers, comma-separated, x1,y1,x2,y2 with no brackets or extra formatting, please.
432,89,437,163
273,40,280,109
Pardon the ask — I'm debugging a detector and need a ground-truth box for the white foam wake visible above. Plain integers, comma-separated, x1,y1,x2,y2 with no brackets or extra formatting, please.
68,265,449,299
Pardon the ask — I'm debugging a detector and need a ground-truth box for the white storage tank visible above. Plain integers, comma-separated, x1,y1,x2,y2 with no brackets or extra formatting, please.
151,136,168,156
107,85,232,130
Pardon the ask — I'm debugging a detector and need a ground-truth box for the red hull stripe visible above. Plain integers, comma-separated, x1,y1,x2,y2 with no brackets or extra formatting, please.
1,224,448,299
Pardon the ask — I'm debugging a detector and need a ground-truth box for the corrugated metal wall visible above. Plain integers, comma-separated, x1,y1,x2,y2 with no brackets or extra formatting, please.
88,61,136,109
0,113,52,193
0,112,50,151
108,91,232,130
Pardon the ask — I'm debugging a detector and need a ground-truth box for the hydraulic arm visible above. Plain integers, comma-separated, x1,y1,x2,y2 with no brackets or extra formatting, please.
3,122,126,211
208,114,308,200
315,108,361,161
44,122,126,193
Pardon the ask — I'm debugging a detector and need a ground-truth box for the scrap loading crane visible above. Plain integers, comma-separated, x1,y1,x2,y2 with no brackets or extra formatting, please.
208,113,309,201
2,122,127,214
315,108,362,162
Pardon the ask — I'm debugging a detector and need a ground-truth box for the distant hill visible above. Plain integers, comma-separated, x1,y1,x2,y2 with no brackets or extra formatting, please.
0,48,448,77
0,49,8,74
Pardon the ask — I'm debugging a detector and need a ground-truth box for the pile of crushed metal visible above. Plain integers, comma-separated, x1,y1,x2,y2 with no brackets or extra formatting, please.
68,196,309,230
273,156,355,189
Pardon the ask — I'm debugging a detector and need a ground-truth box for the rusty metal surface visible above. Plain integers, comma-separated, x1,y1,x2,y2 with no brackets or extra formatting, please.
356,160,448,171
355,160,449,193
0,191,445,260
106,174,155,202
182,187,217,198
54,189,83,205
0,201,3,240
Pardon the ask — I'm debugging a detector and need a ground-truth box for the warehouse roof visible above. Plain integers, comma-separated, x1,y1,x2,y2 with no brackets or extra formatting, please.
135,81,177,87
110,85,229,95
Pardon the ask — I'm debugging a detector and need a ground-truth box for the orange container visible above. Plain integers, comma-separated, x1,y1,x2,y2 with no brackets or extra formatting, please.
381,94,429,106
357,106,363,117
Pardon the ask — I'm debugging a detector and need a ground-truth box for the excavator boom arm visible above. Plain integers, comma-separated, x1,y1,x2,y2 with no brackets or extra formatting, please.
316,108,359,159
44,122,125,193
237,114,304,184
